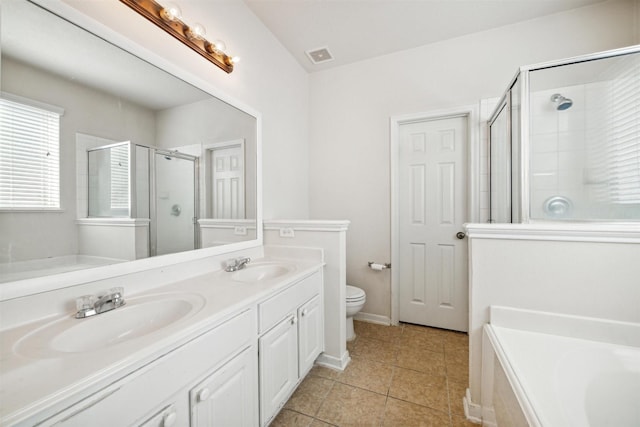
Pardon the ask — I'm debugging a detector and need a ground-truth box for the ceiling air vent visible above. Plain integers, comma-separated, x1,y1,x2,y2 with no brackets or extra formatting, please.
305,47,334,65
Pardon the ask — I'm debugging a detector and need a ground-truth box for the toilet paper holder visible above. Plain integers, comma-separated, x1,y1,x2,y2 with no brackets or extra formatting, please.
368,262,391,270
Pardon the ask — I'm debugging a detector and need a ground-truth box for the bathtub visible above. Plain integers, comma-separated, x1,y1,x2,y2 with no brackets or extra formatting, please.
481,306,640,427
0,255,126,283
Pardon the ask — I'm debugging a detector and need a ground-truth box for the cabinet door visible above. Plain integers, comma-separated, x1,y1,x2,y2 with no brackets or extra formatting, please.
298,295,324,376
259,315,299,425
139,403,186,427
190,346,257,427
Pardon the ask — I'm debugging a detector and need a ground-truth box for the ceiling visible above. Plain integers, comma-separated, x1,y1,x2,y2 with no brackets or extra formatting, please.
244,0,608,72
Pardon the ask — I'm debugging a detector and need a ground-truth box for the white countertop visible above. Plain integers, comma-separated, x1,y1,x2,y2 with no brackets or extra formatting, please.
0,256,323,425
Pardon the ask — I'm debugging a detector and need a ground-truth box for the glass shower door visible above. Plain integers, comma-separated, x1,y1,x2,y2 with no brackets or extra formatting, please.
153,152,197,256
489,101,512,223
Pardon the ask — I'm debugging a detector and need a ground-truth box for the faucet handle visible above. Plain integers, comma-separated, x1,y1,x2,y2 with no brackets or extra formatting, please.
110,287,124,298
76,295,96,312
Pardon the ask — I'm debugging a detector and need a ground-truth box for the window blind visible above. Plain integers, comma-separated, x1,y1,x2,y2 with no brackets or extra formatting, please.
0,95,62,209
606,56,640,204
109,144,129,210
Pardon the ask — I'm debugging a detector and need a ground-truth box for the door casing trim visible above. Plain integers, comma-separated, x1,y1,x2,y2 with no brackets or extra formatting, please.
390,105,480,326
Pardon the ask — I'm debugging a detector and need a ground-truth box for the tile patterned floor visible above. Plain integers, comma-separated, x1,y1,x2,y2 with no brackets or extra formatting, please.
271,320,477,427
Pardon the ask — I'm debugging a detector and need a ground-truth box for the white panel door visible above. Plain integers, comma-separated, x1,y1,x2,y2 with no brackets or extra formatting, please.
398,116,468,332
210,144,245,219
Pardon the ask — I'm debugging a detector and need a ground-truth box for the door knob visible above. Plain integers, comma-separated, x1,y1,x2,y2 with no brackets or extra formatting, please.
456,231,466,239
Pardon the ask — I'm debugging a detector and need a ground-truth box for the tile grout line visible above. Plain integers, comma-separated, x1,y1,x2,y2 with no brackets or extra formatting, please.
277,320,470,426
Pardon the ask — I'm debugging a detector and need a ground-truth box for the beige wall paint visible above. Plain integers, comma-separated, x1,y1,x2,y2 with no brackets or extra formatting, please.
308,0,639,321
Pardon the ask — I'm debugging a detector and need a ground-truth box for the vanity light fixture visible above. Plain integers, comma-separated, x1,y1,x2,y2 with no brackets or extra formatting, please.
120,0,238,73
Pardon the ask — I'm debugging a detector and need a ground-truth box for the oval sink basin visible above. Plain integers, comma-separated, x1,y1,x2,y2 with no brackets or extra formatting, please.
15,293,205,358
232,263,295,283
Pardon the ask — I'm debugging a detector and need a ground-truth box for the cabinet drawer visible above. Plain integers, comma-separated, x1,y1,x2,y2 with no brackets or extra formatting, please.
258,271,321,335
44,309,256,426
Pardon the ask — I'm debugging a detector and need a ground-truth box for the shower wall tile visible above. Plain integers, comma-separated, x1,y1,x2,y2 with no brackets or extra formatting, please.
479,97,500,224
530,114,558,135
557,131,586,152
558,109,586,132
531,172,558,190
531,152,558,172
531,133,558,153
479,173,489,192
558,170,584,189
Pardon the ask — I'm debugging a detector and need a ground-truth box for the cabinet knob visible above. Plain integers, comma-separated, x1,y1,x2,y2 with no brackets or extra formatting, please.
163,409,177,427
291,316,298,325
198,388,210,402
301,308,308,317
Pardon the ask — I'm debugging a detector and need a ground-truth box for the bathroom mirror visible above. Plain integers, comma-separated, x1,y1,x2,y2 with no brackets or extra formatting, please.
0,0,261,285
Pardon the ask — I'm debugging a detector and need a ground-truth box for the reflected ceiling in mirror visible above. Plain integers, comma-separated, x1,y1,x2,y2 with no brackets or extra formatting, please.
0,0,259,284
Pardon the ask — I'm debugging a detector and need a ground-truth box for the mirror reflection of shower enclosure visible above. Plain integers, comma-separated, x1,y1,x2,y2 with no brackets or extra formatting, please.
88,142,131,218
153,151,198,256
489,46,640,223
87,142,198,256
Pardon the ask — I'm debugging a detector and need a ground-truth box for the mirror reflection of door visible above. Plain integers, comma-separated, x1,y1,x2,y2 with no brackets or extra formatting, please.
154,153,197,256
205,140,245,219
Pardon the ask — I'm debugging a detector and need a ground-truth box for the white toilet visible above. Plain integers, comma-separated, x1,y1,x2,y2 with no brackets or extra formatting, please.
346,285,366,341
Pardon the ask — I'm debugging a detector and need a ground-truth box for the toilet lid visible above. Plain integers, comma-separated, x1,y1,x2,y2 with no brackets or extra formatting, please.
346,285,366,301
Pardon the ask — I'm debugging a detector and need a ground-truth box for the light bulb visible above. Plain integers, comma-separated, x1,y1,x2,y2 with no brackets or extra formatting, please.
160,2,182,22
187,23,207,40
213,40,226,53
230,56,241,64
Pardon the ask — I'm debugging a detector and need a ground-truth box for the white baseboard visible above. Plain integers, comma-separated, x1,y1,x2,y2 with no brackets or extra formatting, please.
354,312,391,326
315,350,351,371
464,388,483,424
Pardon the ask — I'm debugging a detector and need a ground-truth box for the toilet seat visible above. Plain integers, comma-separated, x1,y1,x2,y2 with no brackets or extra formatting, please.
346,285,366,303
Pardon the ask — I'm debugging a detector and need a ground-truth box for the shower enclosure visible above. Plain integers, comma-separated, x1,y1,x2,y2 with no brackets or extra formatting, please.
489,45,640,223
87,142,199,256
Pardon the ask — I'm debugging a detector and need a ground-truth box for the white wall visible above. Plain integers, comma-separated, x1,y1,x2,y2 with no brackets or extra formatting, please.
465,225,640,418
308,0,639,320
0,58,156,263
60,0,310,220
264,220,351,371
155,98,258,220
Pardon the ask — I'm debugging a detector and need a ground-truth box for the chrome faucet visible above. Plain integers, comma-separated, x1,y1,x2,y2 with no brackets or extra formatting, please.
224,257,251,272
75,287,126,319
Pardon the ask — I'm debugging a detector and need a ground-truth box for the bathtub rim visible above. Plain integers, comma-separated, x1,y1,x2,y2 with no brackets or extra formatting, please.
484,306,640,427
484,324,543,427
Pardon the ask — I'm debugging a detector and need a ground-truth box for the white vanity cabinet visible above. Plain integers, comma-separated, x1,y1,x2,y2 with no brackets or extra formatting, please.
38,309,257,427
189,345,256,426
297,294,323,375
258,271,324,426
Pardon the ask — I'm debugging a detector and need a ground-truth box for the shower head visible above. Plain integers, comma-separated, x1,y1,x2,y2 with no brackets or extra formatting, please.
550,93,573,111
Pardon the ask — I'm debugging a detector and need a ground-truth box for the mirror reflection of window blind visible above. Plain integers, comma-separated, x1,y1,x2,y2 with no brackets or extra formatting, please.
109,144,129,210
0,94,63,209
607,56,640,204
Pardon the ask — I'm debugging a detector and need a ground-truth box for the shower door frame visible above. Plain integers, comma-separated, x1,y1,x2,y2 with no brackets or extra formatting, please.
488,93,512,224
149,148,200,257
487,44,640,224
